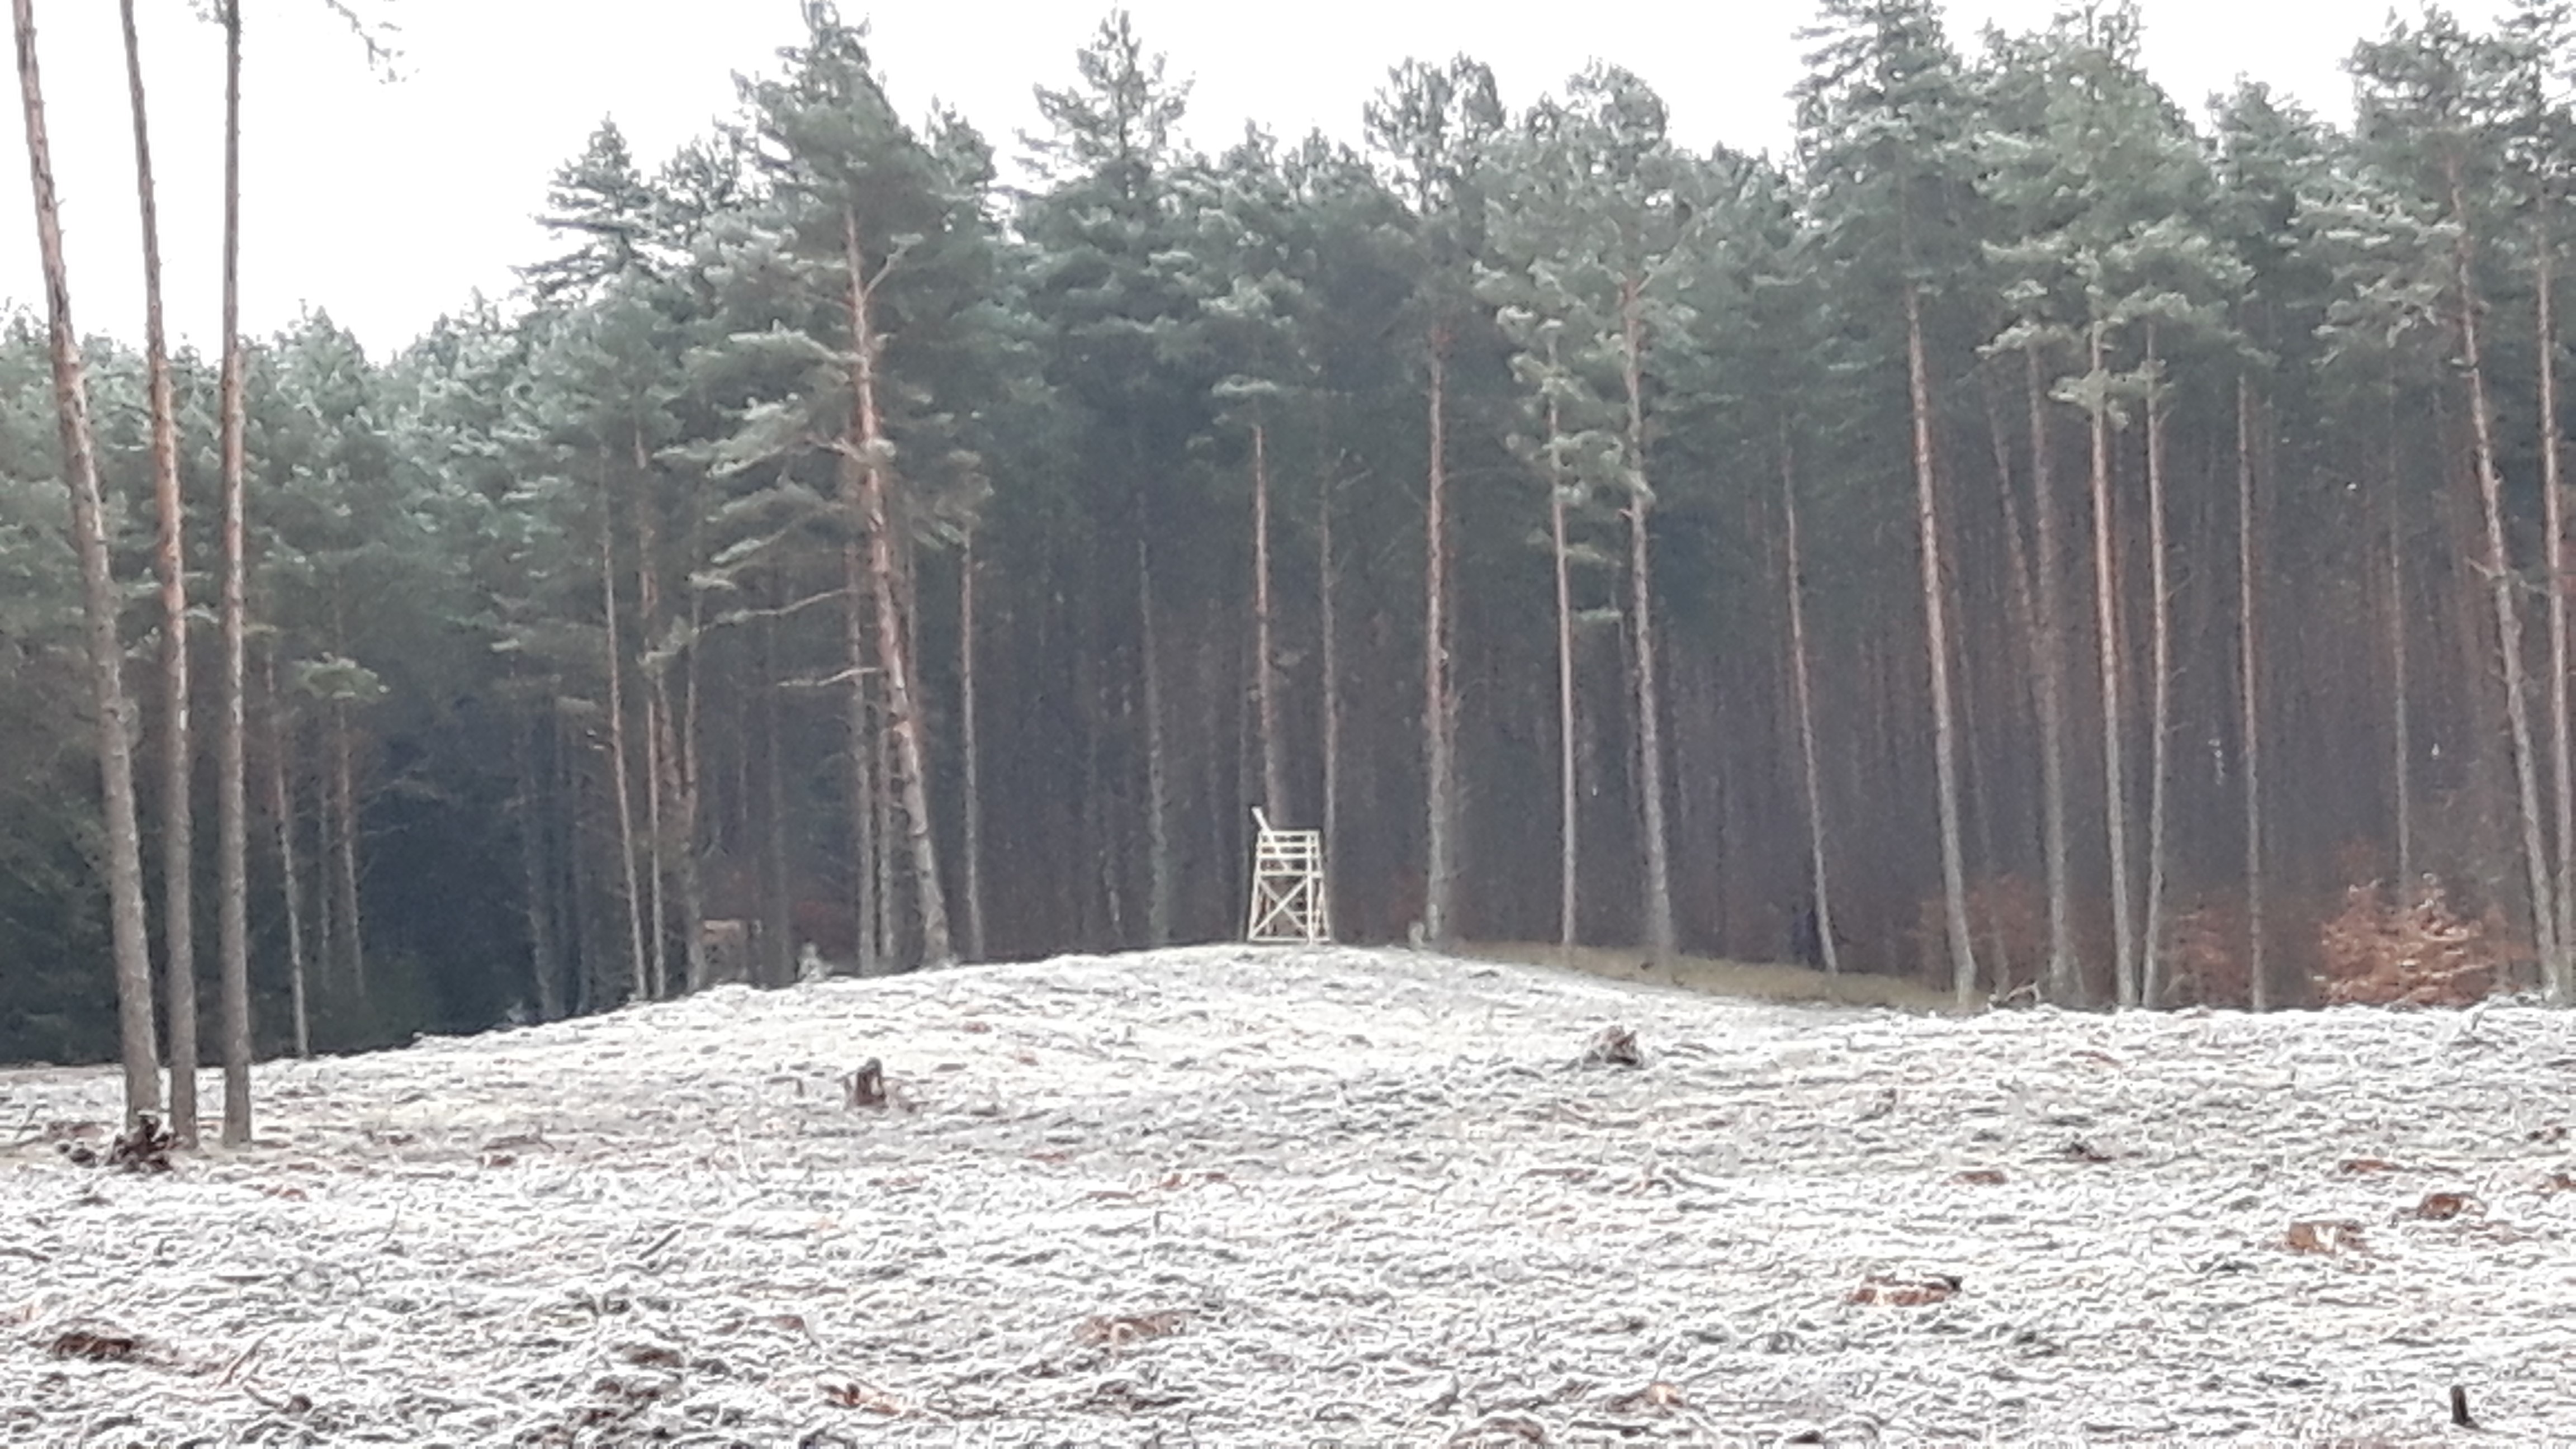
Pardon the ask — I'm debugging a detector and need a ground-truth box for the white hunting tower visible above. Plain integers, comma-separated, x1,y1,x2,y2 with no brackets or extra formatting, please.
1245,809,1330,944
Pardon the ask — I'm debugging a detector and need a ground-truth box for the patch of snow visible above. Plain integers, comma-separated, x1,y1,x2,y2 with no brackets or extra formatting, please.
2,944,2570,1444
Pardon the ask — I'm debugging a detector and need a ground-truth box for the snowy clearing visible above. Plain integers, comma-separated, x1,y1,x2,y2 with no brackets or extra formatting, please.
4,945,2575,1446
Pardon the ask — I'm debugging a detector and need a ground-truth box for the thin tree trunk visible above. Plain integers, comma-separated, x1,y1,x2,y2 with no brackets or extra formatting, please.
2019,345,2077,1004
1549,351,1580,953
1423,326,1459,946
2388,487,2413,891
841,556,877,977
1139,534,1172,945
632,448,678,997
599,507,650,1003
1782,437,1838,976
641,682,669,997
1253,422,1290,823
960,528,987,962
212,0,250,1142
2087,318,2137,1008
20,0,160,1126
2544,242,2573,1003
1319,465,1342,940
2143,326,2175,1008
264,651,309,1055
332,699,364,998
842,204,953,965
1905,282,1977,1003
2239,375,2269,1010
758,605,794,984
120,0,195,1144
2452,165,2562,992
1621,277,1675,959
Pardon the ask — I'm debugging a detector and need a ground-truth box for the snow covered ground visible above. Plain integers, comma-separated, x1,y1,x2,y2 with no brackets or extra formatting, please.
3,944,2574,1446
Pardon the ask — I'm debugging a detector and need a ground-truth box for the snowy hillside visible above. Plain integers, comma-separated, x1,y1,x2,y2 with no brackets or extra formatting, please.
3,945,2573,1445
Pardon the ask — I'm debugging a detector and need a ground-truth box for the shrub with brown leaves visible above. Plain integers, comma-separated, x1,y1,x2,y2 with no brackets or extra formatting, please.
2313,878,2507,1007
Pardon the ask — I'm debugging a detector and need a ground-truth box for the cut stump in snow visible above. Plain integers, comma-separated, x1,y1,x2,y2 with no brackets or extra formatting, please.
843,1058,885,1110
1582,1025,1645,1068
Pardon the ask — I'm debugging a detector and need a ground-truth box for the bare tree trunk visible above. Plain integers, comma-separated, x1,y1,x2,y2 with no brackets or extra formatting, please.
1252,422,1291,823
1905,283,1978,1003
1423,326,1459,946
2239,375,2269,1010
18,0,160,1125
842,205,953,965
2388,487,2413,891
758,606,794,984
1782,438,1838,975
1620,278,1675,960
263,651,309,1055
599,508,650,1003
960,528,987,961
1138,535,1173,945
2143,326,2175,1008
2452,168,2563,993
840,552,878,977
2544,242,2573,1003
632,460,673,998
514,705,561,1021
120,0,196,1145
641,682,669,998
212,0,250,1142
2086,319,2137,1008
2019,345,2077,1004
1319,465,1342,940
1549,354,1580,953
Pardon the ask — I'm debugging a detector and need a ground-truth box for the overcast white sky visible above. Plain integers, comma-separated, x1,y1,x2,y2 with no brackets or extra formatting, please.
0,0,2509,357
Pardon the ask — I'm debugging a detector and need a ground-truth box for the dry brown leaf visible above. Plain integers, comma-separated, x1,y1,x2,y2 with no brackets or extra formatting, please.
2542,1171,2576,1195
1849,1273,1960,1306
1074,1310,1187,1347
2337,1158,2401,1175
2407,1191,2480,1221
2283,1219,2367,1254
1950,1168,2008,1186
1607,1380,1687,1414
48,1329,139,1362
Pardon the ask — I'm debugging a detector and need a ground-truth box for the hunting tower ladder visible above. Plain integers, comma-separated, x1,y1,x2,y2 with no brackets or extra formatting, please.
1245,809,1330,944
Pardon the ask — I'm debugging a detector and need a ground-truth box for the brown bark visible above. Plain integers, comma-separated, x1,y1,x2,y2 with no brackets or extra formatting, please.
120,0,195,1145
212,0,250,1143
1139,534,1172,946
841,550,878,977
2450,164,2561,989
2143,326,2174,1008
1905,283,1978,1003
841,204,953,965
1319,465,1342,941
514,705,561,1022
16,0,160,1124
2239,375,2269,1010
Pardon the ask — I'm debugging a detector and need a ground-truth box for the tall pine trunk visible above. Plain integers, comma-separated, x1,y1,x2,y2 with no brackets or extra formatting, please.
1319,465,1342,941
600,507,650,1002
1548,355,1580,953
212,0,250,1140
2142,327,2175,1008
1621,278,1675,959
16,0,161,1124
2450,166,2561,989
841,541,878,976
1253,422,1290,823
120,0,195,1144
1423,326,1459,946
515,707,561,1021
2542,242,2573,1003
2239,376,2269,1010
959,528,987,962
2387,482,2413,891
2021,345,2077,1002
1139,536,1172,946
1782,438,1838,976
1905,282,1977,1003
264,651,309,1055
2086,319,2136,1008
842,205,953,965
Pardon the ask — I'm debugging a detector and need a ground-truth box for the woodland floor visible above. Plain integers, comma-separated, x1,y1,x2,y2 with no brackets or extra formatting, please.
2,945,2574,1447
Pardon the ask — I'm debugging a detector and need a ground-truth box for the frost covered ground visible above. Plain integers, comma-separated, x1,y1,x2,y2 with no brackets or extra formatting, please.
4,944,2575,1447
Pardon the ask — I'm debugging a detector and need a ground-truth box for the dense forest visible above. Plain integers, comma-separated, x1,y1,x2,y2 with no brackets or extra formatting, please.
10,0,2576,1098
